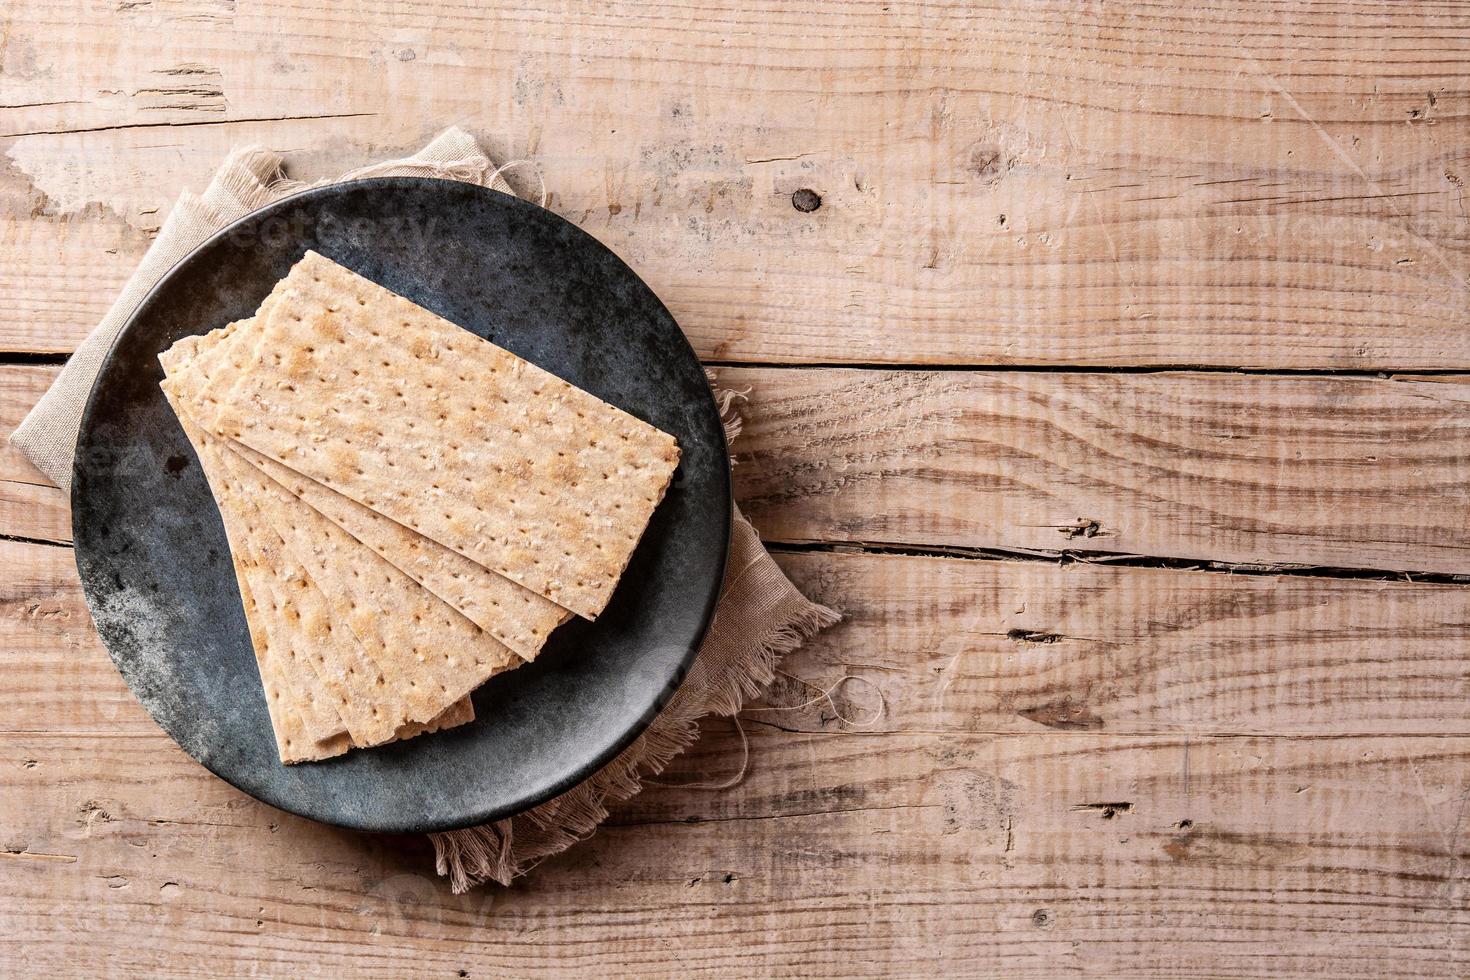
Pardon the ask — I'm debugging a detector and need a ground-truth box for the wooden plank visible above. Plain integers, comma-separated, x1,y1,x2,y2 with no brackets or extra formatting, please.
18,360,1470,573
0,538,143,734
8,529,1470,739
730,367,1470,573
3,1,1468,367
2,727,1466,977
0,366,69,544
771,550,1470,736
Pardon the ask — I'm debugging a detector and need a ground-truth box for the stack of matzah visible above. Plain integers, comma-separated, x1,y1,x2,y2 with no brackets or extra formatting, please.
159,252,681,764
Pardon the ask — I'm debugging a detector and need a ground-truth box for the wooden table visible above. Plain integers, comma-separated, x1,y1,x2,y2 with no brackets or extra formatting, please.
4,2,1469,975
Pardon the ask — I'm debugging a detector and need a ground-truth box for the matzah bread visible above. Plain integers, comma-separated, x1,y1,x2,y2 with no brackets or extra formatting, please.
217,444,522,726
188,251,680,620
163,338,477,761
169,316,572,660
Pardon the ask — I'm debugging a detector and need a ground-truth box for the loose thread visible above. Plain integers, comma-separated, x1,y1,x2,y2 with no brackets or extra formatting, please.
646,671,885,792
746,670,887,729
486,159,549,209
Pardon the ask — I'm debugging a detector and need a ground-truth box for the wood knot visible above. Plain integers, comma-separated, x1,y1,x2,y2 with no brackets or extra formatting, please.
1060,518,1102,540
791,188,822,212
968,142,1014,185
1018,698,1102,731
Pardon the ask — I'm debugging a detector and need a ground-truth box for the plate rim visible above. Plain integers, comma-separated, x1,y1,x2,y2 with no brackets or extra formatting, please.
70,176,732,832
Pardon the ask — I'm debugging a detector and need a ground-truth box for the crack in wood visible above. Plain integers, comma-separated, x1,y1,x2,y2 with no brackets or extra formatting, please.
606,801,941,829
2,110,377,140
768,540,1470,586
0,531,71,550
0,353,70,366
701,359,1470,378
0,847,77,863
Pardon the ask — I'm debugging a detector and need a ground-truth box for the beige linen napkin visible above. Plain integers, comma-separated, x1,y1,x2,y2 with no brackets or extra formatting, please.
11,128,839,890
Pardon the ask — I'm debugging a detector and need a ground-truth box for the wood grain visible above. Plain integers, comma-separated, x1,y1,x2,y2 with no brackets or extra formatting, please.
0,366,69,544
11,533,1470,741
3,1,1468,367
6,0,1470,973
771,550,1470,736
0,538,141,735
2,726,1466,978
730,367,1470,573
32,356,1470,576
39,357,1469,579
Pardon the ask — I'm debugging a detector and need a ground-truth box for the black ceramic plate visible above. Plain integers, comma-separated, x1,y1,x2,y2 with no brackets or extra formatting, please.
72,178,730,833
